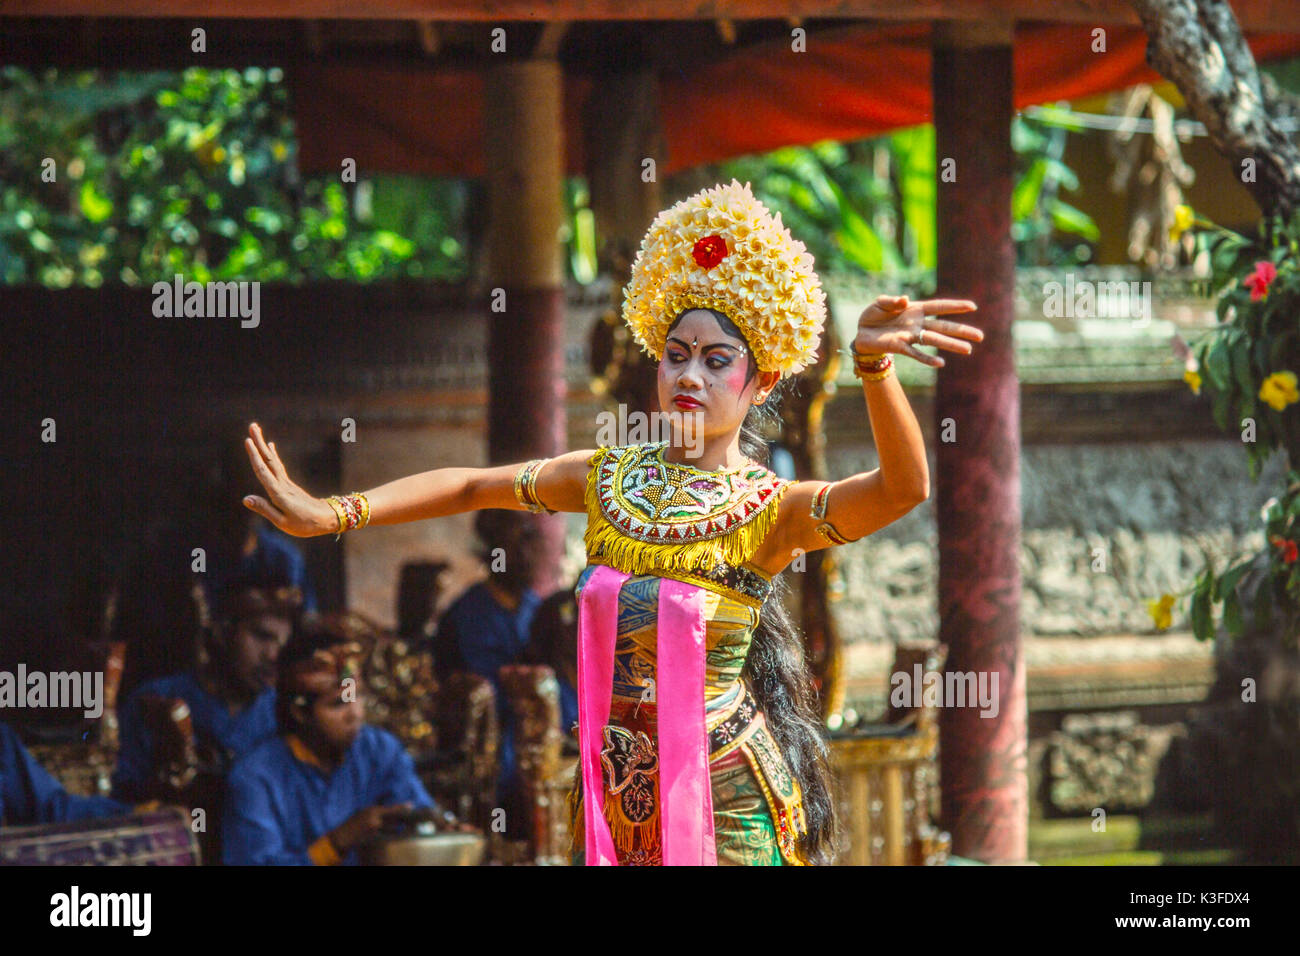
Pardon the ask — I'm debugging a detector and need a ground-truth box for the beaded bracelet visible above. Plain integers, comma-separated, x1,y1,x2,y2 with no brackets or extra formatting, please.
851,348,894,382
325,492,371,541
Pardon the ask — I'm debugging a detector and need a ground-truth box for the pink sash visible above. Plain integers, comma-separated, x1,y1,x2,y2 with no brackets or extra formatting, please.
577,566,717,866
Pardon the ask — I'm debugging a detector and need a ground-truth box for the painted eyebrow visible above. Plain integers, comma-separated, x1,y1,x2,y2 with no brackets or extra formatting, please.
665,336,741,354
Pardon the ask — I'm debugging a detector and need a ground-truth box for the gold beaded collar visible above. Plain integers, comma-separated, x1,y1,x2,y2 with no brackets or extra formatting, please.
595,441,785,544
582,442,790,582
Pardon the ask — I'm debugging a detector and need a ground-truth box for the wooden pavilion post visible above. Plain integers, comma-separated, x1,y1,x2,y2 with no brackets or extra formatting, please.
931,19,1028,864
583,67,664,417
483,57,568,593
586,68,663,269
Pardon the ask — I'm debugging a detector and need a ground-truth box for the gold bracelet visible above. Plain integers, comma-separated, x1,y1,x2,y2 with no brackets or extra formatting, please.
325,496,349,535
853,353,895,382
325,493,371,540
855,363,895,382
513,459,556,515
851,347,890,365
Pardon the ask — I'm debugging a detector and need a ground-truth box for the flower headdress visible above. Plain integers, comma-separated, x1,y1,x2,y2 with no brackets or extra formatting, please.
621,179,828,378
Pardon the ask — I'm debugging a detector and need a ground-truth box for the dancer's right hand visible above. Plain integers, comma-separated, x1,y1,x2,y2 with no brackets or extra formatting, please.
241,422,338,537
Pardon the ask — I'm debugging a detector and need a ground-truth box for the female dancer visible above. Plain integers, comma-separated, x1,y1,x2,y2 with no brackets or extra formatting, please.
240,180,983,865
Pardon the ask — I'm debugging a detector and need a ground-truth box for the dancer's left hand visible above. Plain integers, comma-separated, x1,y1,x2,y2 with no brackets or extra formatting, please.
854,294,983,368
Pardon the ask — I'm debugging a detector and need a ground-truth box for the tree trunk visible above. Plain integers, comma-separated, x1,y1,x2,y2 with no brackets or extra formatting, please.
1130,0,1300,220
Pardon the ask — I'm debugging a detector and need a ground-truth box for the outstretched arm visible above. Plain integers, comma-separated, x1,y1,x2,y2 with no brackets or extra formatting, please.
240,422,595,537
753,294,982,573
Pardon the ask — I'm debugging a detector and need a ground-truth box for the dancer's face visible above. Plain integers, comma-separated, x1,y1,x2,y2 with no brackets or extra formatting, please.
657,310,778,453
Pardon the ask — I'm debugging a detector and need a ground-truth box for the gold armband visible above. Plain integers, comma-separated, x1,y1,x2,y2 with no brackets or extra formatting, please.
810,482,859,545
513,459,557,515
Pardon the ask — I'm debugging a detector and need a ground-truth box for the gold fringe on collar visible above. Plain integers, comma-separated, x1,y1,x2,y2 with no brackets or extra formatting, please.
582,444,789,578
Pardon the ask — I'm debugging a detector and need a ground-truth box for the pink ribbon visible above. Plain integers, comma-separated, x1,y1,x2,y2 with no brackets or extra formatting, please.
577,564,626,866
656,578,716,865
576,567,717,866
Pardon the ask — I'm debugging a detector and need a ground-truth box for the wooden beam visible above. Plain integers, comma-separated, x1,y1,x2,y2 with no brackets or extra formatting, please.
0,0,1295,31
8,1,1300,31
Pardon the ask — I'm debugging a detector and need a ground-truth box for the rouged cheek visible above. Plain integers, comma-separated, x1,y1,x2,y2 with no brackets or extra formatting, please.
721,363,748,397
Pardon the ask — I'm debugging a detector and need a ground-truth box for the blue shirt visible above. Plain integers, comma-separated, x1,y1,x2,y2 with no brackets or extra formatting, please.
436,583,543,795
1,723,129,826
558,678,578,737
113,672,278,800
439,582,542,680
222,726,435,865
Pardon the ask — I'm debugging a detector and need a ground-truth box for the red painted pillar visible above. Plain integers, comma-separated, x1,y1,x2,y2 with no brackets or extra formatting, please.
483,59,568,594
931,19,1028,863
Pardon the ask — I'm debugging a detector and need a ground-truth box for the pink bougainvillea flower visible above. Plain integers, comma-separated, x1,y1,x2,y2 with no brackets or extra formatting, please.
1242,260,1278,301
1270,535,1299,564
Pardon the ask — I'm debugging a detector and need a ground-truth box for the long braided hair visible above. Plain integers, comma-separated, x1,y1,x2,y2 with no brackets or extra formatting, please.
667,309,839,865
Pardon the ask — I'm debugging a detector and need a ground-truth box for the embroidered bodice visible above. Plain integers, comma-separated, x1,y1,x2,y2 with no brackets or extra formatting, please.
582,441,790,610
577,441,790,701
572,442,807,866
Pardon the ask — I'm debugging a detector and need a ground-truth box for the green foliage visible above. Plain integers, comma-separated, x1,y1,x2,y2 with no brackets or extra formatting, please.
0,66,467,286
1189,210,1300,477
712,112,1096,275
1011,112,1099,264
1177,207,1300,645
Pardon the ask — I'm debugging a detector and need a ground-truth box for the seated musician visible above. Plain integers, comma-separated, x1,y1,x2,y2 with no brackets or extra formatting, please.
222,622,458,865
521,587,579,747
432,509,546,825
0,722,130,826
112,567,302,804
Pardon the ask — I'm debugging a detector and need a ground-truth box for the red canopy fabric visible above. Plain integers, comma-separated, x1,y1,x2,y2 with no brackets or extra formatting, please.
291,22,1300,178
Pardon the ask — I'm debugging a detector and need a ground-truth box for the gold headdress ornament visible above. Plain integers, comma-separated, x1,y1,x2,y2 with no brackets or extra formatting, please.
621,179,828,378
284,641,364,701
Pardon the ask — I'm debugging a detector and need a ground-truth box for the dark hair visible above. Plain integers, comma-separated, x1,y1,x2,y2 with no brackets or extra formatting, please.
210,564,303,627
665,308,840,865
473,509,539,553
202,565,303,680
273,619,351,734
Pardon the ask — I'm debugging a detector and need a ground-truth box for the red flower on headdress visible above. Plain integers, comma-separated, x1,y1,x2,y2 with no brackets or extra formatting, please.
692,234,728,269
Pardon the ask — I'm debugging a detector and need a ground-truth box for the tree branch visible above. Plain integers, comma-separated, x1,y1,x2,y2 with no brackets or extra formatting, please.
1130,0,1300,220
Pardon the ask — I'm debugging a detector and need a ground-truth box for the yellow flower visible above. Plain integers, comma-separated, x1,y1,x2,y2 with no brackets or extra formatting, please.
1259,370,1299,411
1184,368,1202,395
271,140,288,161
1169,204,1195,242
1147,593,1176,630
